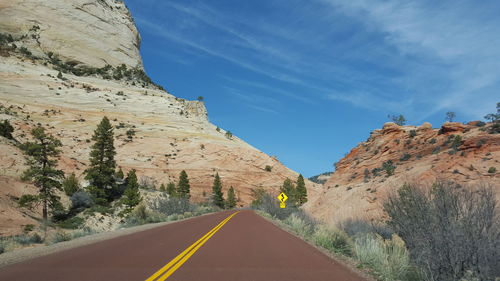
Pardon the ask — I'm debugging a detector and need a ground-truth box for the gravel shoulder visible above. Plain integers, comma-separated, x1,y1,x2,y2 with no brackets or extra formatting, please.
0,213,214,268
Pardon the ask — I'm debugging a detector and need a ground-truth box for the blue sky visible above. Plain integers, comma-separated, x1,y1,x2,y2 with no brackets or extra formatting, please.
124,0,500,177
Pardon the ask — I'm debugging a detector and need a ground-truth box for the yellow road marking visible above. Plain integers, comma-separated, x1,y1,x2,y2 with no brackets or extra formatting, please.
145,211,240,281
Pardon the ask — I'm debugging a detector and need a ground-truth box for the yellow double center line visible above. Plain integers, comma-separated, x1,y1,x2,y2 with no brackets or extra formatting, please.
145,211,240,281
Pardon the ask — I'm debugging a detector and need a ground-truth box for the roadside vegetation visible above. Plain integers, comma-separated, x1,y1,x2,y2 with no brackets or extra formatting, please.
253,180,499,281
0,116,240,255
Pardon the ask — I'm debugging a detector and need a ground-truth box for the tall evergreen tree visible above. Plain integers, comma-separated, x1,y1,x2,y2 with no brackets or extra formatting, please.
226,186,236,209
85,116,116,204
122,169,141,211
280,178,296,205
166,182,176,197
296,174,308,206
19,126,64,221
177,170,190,199
212,173,224,208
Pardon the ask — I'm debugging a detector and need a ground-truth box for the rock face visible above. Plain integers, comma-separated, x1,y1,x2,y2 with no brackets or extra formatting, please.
304,122,500,226
0,0,142,68
0,1,320,235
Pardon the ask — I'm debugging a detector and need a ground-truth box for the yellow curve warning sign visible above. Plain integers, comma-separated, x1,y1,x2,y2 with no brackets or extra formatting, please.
278,192,288,208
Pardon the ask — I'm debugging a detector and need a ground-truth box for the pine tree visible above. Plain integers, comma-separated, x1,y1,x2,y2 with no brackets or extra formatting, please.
85,116,116,204
280,178,296,205
296,174,308,206
159,183,166,192
122,169,141,211
63,172,80,196
0,119,14,139
115,168,124,180
177,170,190,199
226,186,236,209
19,126,64,221
212,173,224,208
166,182,176,197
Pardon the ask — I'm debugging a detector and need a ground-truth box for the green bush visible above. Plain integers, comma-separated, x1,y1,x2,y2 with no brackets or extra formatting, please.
23,224,35,233
70,191,93,211
400,153,411,161
152,196,194,216
251,189,297,220
382,160,396,176
58,217,84,229
0,119,14,139
284,213,315,239
488,167,497,174
49,231,71,244
71,228,96,239
312,226,353,256
354,235,413,281
13,234,42,245
63,173,80,196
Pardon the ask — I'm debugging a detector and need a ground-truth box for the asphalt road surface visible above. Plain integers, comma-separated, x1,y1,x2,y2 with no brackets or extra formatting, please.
0,210,367,281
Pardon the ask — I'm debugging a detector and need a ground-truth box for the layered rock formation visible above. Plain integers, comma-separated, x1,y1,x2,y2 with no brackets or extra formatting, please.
0,0,142,68
0,0,319,235
305,122,500,225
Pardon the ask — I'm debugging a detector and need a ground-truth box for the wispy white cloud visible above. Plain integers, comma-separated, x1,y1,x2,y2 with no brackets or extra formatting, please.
136,0,500,121
222,86,279,114
318,0,500,120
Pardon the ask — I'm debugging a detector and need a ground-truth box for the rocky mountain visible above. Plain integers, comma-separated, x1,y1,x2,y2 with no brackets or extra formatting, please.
0,0,319,235
308,172,332,184
304,121,499,225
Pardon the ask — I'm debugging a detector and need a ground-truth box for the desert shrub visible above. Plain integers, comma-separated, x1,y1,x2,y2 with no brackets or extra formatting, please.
354,234,414,281
0,119,14,139
31,233,43,244
13,233,42,245
126,129,135,141
152,196,194,216
312,226,353,256
19,46,32,56
71,228,96,239
382,160,396,176
124,204,165,226
409,130,417,138
251,190,296,220
432,146,441,154
58,217,84,229
265,165,272,172
63,173,80,196
384,182,500,281
50,231,71,244
283,212,316,239
488,167,497,174
23,224,35,233
70,191,93,211
400,153,411,161
139,176,155,190
340,218,394,240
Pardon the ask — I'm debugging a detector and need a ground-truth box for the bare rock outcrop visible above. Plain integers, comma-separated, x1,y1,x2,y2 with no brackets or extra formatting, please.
304,122,500,226
0,0,142,68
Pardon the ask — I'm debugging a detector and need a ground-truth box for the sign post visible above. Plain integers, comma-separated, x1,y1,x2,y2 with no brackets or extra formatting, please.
277,192,288,208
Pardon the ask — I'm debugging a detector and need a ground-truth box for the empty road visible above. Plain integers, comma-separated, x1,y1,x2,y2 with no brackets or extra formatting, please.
0,210,367,281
